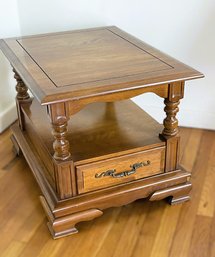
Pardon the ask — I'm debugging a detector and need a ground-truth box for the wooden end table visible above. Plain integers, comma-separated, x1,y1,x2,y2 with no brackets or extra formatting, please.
0,26,203,239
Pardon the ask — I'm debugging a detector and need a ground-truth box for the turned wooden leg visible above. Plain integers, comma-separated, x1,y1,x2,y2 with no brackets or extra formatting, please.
149,182,192,205
13,68,30,101
13,68,31,130
47,103,71,161
162,98,180,137
40,196,103,239
51,116,71,161
162,98,180,171
160,82,184,172
47,103,74,198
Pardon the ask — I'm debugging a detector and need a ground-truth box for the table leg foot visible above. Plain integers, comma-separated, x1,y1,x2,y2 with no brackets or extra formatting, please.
40,196,103,239
47,222,79,239
10,134,22,156
149,181,192,205
168,194,191,205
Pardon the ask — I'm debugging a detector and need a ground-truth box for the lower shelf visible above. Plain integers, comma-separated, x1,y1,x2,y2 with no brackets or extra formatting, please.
11,123,192,239
22,99,165,165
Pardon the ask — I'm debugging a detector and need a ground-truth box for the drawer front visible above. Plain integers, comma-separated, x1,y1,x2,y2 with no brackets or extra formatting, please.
76,147,165,194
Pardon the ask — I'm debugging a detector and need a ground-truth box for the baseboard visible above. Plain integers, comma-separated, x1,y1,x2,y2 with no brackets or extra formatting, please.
132,102,215,131
0,102,17,133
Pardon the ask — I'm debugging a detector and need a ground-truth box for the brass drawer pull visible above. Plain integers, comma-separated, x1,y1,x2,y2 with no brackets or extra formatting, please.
95,160,151,178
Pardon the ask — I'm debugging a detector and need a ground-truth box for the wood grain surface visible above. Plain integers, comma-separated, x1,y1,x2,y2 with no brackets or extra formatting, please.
76,147,165,194
0,26,203,104
22,99,165,164
0,127,214,257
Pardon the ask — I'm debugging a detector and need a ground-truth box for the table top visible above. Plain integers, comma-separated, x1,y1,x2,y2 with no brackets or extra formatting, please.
0,26,203,105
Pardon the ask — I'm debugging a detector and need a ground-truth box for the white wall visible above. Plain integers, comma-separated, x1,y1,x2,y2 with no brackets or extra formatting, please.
0,0,21,132
103,0,215,129
1,0,215,132
17,0,106,35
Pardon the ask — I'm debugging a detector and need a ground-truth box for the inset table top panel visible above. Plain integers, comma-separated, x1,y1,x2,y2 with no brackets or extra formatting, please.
0,26,203,104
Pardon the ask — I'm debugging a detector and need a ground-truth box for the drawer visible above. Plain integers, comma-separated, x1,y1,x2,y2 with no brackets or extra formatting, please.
76,147,165,194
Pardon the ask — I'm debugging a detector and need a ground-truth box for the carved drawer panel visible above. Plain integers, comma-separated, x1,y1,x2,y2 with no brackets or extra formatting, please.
76,147,165,194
